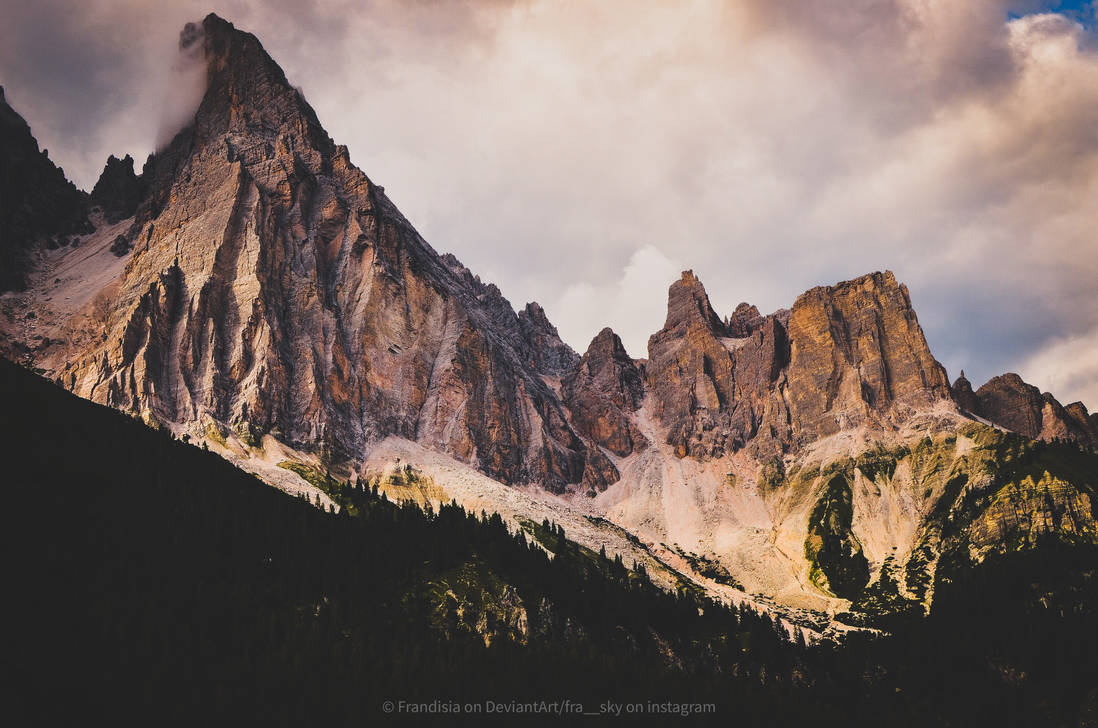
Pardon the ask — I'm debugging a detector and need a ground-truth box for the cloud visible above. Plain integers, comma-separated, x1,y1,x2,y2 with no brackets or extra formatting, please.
155,20,206,149
1,0,1096,408
1019,324,1098,406
556,244,683,358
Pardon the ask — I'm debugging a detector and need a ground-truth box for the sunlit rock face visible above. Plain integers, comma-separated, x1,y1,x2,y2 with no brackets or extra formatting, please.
643,269,953,460
784,271,953,442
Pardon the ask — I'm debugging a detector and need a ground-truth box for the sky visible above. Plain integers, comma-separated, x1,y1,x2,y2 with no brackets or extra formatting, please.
1,0,1096,409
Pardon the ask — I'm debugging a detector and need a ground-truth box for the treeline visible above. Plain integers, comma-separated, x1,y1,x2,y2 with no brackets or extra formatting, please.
2,356,1096,727
0,359,815,726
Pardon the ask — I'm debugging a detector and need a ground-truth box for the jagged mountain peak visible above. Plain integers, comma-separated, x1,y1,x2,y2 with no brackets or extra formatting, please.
655,269,729,341
90,154,142,223
727,302,764,338
0,90,91,291
967,372,1097,448
951,370,978,413
517,302,579,375
11,13,612,494
785,268,951,441
587,326,627,353
195,13,329,146
576,327,641,394
799,269,900,297
562,326,647,461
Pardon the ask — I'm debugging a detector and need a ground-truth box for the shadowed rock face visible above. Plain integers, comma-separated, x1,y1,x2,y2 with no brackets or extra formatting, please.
90,154,143,223
966,373,1098,449
646,271,739,457
0,87,91,291
973,374,1044,436
562,328,646,461
518,302,579,376
727,302,764,337
52,14,611,492
951,371,979,414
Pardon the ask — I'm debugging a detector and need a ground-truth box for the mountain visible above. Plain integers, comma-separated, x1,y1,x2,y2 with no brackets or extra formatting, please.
953,371,1098,449
9,14,614,494
2,13,1097,634
644,269,952,460
0,86,91,291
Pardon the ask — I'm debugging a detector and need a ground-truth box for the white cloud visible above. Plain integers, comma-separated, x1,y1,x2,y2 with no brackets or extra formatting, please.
1019,325,1098,408
556,244,683,358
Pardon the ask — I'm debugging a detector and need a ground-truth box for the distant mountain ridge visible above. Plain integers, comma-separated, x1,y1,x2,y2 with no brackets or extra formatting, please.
2,13,1096,625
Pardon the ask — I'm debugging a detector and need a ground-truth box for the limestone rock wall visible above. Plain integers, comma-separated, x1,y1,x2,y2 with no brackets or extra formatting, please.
54,14,608,492
643,270,952,459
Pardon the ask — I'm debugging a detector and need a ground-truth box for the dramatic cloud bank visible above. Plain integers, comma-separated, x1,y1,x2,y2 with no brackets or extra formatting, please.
1,0,1096,406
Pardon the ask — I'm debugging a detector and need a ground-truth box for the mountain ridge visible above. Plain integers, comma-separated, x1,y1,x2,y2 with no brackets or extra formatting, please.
2,13,1096,627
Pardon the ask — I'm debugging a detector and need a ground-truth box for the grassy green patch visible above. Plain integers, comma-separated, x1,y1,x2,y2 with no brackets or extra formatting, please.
204,421,228,448
757,456,786,490
804,471,869,599
234,422,263,448
855,444,908,483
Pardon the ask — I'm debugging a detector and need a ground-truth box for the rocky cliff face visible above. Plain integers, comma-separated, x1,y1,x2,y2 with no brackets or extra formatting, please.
959,373,1098,449
562,328,646,461
726,302,765,337
32,14,614,493
0,87,91,291
644,269,952,459
518,302,580,376
950,371,979,413
89,154,143,224
785,271,953,443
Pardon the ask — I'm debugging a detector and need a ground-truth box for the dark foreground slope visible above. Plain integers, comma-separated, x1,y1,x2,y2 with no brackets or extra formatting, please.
0,358,802,726
2,358,1097,727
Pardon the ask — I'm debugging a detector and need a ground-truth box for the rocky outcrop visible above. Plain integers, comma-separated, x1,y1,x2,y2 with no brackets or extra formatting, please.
645,270,949,458
645,271,737,457
50,14,613,493
518,302,579,376
0,87,91,290
967,374,1097,449
784,271,952,444
1066,402,1094,435
562,328,646,460
645,271,791,458
1036,395,1097,447
89,154,144,223
726,302,764,337
951,371,979,414
971,374,1044,437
